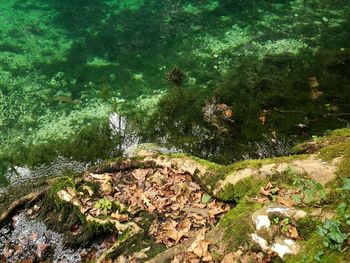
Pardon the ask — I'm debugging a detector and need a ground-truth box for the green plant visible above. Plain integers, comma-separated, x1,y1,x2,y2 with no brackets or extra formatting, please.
337,202,350,226
292,176,326,204
337,178,350,227
95,198,113,214
341,178,350,191
314,250,324,262
317,219,348,251
280,218,291,233
312,135,322,142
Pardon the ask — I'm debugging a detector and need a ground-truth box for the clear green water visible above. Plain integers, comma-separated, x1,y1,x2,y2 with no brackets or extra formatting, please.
1,0,350,183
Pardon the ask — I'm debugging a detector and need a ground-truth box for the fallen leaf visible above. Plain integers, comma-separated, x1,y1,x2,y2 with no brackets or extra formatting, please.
221,250,243,263
189,240,212,261
289,226,299,239
83,185,94,196
188,229,212,262
201,193,212,204
3,248,14,258
90,173,112,181
101,182,113,194
277,196,294,207
14,244,22,253
182,207,209,217
176,219,192,243
163,219,179,241
259,187,271,196
57,189,74,202
132,169,149,182
111,213,129,222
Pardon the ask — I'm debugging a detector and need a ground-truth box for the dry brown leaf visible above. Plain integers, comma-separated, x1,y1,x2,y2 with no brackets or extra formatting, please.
208,203,228,218
101,182,113,194
66,187,77,197
241,254,257,263
149,172,166,186
176,219,192,243
277,196,294,207
188,229,212,262
266,181,273,189
161,166,170,175
111,213,129,222
221,250,243,263
82,185,94,196
181,252,202,263
90,173,112,181
252,197,269,203
289,226,299,239
57,189,74,202
259,187,271,196
171,255,183,263
163,219,179,241
36,243,49,258
132,169,149,182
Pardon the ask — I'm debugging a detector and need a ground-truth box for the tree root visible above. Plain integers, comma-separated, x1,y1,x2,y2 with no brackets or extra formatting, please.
96,223,143,263
84,215,143,263
0,187,48,226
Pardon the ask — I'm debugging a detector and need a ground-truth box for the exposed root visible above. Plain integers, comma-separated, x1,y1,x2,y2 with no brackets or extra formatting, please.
96,223,143,263
84,215,143,263
0,187,48,226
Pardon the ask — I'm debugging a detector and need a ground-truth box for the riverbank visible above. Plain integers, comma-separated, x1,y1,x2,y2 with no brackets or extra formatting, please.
1,128,350,262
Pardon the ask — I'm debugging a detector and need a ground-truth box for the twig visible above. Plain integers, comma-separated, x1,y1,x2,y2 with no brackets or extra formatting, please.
324,113,350,117
273,108,306,114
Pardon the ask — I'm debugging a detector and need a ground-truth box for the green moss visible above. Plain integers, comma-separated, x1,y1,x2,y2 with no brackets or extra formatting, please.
118,231,166,261
269,166,300,186
285,232,350,263
213,154,309,201
329,128,350,137
297,216,319,240
168,155,230,193
219,201,262,250
76,220,114,247
0,174,9,188
196,163,230,193
226,155,308,172
217,177,265,202
319,141,350,161
47,172,79,200
335,157,350,179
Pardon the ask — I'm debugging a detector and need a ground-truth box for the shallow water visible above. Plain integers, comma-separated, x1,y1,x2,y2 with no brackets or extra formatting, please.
0,0,349,179
0,212,81,262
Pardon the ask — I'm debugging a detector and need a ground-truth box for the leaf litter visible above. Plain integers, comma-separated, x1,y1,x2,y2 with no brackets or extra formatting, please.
58,164,230,261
